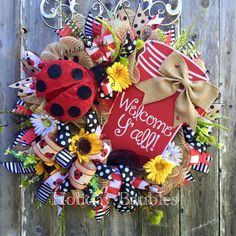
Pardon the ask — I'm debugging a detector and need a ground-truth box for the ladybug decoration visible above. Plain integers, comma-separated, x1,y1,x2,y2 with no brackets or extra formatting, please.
36,60,99,122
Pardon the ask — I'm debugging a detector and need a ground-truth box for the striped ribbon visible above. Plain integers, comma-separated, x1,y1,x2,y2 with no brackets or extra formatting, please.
13,128,37,147
180,40,201,60
55,148,76,169
191,155,212,174
164,25,176,46
1,161,35,174
12,99,32,116
85,12,102,37
35,172,67,204
96,164,161,217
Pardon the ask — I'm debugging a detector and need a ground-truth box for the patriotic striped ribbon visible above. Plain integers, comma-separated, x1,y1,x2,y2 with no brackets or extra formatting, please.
137,41,208,81
164,25,176,46
85,12,102,37
12,99,32,116
131,177,160,194
13,128,37,147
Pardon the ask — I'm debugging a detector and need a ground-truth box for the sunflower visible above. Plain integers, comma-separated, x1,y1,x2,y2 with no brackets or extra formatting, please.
35,160,62,179
107,62,132,92
69,129,102,163
143,156,175,185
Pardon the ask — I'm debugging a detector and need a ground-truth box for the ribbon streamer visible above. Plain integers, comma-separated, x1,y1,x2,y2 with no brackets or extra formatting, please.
1,161,35,174
96,164,161,215
35,172,67,204
183,126,209,153
135,52,219,130
12,99,32,116
55,148,76,169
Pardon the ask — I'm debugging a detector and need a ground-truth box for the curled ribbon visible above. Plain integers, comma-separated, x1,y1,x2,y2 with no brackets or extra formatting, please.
135,52,219,130
96,164,161,215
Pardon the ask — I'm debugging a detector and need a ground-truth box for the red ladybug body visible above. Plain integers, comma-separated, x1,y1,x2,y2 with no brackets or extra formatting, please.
36,60,97,121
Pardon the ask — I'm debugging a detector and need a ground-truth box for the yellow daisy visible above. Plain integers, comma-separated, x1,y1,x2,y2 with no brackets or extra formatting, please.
107,62,132,92
69,129,102,163
35,160,62,179
143,155,175,185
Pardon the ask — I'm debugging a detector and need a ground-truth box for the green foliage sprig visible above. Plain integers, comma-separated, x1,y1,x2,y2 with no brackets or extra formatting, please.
5,148,39,167
195,117,229,146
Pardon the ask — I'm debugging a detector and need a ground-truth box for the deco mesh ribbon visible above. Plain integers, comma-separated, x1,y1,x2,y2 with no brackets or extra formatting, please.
0,2,225,224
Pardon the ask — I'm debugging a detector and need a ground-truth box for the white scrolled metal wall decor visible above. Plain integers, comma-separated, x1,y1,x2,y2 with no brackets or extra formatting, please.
40,0,182,29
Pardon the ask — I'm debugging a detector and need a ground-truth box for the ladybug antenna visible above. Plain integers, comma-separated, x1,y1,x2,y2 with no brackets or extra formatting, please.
90,65,107,85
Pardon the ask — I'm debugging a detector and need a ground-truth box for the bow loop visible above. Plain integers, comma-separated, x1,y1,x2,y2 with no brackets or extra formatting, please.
135,52,219,130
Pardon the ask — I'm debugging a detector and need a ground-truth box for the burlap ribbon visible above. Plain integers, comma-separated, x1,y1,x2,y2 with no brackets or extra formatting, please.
135,52,219,130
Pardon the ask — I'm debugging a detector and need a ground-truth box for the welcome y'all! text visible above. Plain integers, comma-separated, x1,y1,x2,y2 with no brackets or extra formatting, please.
114,92,174,153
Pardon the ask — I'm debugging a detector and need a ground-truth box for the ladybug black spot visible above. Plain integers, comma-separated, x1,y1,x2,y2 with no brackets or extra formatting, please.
123,16,127,21
77,86,92,100
141,19,145,24
50,103,64,117
71,68,84,80
137,13,142,17
136,30,141,35
68,106,81,117
36,80,47,92
47,64,62,79
134,24,138,28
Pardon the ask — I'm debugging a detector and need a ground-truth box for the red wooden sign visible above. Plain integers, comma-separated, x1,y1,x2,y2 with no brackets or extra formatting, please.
102,41,208,158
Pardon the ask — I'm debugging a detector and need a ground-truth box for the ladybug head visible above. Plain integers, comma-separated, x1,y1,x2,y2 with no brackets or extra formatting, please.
90,65,107,85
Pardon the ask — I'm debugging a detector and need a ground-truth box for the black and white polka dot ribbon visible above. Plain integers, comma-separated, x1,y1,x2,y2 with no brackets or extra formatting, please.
83,185,100,207
96,165,138,213
55,123,72,147
96,163,116,180
59,176,74,193
120,32,136,58
95,164,161,215
85,110,99,133
183,126,209,153
112,165,139,213
99,91,114,100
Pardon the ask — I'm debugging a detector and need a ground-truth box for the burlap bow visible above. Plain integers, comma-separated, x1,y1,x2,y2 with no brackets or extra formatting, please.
135,52,219,130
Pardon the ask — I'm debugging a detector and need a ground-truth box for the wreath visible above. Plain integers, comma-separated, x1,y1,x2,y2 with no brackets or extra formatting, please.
1,3,227,224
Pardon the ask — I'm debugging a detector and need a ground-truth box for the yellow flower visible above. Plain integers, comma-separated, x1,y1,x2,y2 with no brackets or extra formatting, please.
144,156,175,185
35,160,62,179
107,62,132,92
69,129,102,163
